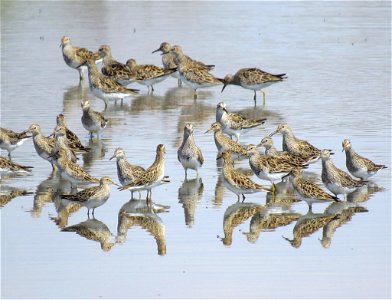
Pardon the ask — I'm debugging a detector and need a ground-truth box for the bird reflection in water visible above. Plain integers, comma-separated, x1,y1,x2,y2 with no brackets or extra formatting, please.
283,206,338,248
178,177,204,228
62,218,116,252
0,186,33,208
320,201,368,248
82,138,107,168
30,172,64,218
117,199,169,255
347,182,384,203
221,202,264,246
243,202,302,244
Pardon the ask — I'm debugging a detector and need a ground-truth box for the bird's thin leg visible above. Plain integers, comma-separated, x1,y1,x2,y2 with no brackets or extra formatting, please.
178,79,182,87
242,194,246,203
193,89,197,99
253,90,257,106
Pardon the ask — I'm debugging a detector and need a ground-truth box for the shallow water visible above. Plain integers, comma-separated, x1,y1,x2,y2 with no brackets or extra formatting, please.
1,1,391,299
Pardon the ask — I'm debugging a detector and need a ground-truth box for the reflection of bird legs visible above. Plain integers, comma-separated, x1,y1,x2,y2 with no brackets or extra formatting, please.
261,90,266,107
193,89,198,99
178,79,182,87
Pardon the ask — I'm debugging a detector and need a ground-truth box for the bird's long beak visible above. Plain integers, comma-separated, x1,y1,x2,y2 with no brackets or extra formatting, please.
110,179,120,187
269,129,278,137
204,128,212,134
221,83,228,93
216,154,222,160
109,155,115,161
152,48,160,54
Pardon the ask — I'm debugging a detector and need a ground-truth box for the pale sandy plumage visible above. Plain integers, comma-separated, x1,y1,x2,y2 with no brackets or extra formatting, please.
205,122,247,158
321,149,366,198
170,45,222,98
342,139,387,180
246,144,307,189
152,42,183,86
98,44,137,85
109,147,145,186
51,148,99,188
0,127,31,159
152,42,214,88
53,125,77,163
61,176,117,216
60,36,102,81
0,156,33,173
220,151,271,202
269,123,330,163
62,218,115,251
216,101,266,141
119,144,168,206
126,58,177,93
109,147,146,198
27,124,56,169
286,168,340,209
177,123,204,178
56,114,90,153
221,67,286,105
82,59,139,108
81,100,108,139
258,136,317,165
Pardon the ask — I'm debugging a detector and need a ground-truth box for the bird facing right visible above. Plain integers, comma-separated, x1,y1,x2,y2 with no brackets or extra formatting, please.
342,139,387,180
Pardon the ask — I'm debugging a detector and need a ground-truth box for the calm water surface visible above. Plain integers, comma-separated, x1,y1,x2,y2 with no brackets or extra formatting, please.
1,1,391,299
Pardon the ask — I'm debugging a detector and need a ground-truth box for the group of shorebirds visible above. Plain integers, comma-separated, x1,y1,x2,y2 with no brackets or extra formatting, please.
0,36,388,220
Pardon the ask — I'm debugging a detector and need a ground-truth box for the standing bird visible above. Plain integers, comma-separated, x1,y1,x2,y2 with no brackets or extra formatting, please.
170,45,223,99
51,148,99,188
152,42,215,87
52,125,78,163
55,114,90,153
246,144,306,192
219,151,271,202
0,127,31,159
216,101,266,142
320,149,366,199
285,168,340,209
119,144,168,206
205,122,248,158
61,176,118,217
269,123,330,164
81,100,108,140
81,59,139,109
177,123,204,179
258,136,317,165
98,44,137,85
221,68,286,106
109,147,146,198
60,36,102,81
126,58,177,93
342,139,387,180
26,124,55,170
